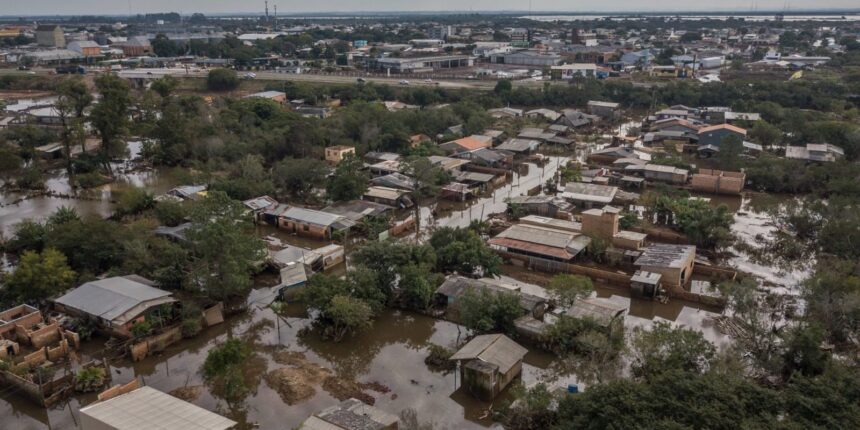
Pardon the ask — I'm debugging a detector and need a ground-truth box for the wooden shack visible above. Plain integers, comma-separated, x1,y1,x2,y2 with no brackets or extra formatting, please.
450,334,528,401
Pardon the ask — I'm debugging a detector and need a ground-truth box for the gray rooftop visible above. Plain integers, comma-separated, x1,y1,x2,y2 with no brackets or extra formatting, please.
634,244,697,269
449,334,528,374
54,276,175,325
79,386,236,430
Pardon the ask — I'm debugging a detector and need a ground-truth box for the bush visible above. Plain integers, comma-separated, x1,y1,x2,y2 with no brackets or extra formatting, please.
207,68,239,91
155,200,188,226
130,320,153,338
115,187,155,217
75,366,107,392
424,343,456,372
76,172,109,189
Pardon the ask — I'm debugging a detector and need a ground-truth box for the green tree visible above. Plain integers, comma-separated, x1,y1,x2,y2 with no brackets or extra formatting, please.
202,338,251,404
326,154,368,201
630,321,716,380
325,295,373,342
90,74,131,173
185,191,265,300
5,248,76,302
749,121,782,146
429,227,501,276
207,68,240,91
397,264,436,310
273,157,328,199
55,78,92,183
547,274,594,308
457,288,524,335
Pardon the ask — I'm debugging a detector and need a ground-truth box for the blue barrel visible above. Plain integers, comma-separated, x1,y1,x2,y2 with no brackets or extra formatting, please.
567,384,579,394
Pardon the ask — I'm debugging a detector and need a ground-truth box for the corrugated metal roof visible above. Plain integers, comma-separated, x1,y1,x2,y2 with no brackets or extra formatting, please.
450,334,528,374
495,224,575,249
282,207,346,227
562,182,618,203
565,298,626,328
79,386,236,430
635,244,696,268
54,276,174,325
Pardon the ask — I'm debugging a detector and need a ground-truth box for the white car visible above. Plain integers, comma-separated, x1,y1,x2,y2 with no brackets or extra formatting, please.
244,72,257,79
399,80,410,85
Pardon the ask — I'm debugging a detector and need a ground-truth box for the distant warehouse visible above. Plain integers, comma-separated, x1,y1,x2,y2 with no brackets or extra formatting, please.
370,55,474,73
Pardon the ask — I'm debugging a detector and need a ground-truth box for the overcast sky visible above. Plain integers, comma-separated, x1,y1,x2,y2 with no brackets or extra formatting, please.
3,1,859,16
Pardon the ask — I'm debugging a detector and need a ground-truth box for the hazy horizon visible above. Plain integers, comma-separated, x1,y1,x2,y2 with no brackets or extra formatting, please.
3,1,860,17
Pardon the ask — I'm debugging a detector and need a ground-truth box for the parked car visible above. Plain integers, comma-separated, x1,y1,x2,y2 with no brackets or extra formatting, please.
399,80,410,85
244,72,257,79
357,77,366,83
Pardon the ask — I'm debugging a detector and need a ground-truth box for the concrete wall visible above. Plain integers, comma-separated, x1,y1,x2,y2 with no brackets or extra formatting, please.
581,210,619,240
279,219,329,239
691,169,745,195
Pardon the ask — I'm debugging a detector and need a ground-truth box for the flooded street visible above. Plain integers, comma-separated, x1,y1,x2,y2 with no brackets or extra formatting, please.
0,142,808,429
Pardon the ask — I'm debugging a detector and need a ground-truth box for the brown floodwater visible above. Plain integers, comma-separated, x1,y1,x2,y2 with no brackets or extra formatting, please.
0,145,807,429
0,305,559,430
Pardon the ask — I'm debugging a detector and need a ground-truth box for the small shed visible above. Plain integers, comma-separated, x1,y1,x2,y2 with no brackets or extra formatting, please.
631,270,663,298
449,334,528,401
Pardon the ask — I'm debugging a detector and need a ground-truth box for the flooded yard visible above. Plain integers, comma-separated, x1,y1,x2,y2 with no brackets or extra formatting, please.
0,305,557,430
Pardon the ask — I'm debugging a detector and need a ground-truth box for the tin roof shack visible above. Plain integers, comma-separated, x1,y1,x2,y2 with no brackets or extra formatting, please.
323,199,393,224
279,207,355,240
80,380,236,430
785,143,845,163
435,275,549,319
643,164,689,185
325,145,356,165
243,195,279,222
564,297,626,332
631,270,663,299
302,397,399,430
496,138,541,155
697,124,747,147
634,245,696,289
691,169,745,195
587,101,621,120
363,186,414,208
581,206,647,250
557,109,599,129
488,224,592,264
561,182,619,209
456,147,514,169
53,276,177,338
450,334,528,401
370,172,416,191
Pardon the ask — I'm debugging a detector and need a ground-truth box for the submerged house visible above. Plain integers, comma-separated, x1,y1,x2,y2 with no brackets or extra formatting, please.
278,207,355,239
634,244,696,289
561,182,618,208
488,223,592,264
435,275,549,319
302,398,399,430
449,334,528,401
53,276,176,338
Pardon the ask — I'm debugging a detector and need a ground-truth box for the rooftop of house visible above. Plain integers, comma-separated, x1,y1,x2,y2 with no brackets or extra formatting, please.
304,398,399,430
635,244,697,269
564,298,627,327
54,276,175,325
698,123,747,135
450,334,528,375
79,385,236,430
562,182,619,203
